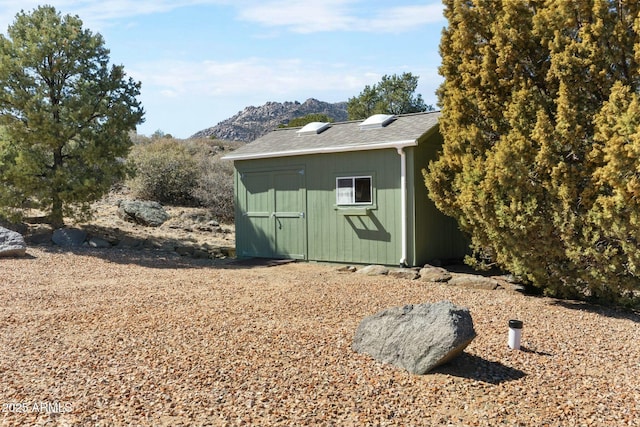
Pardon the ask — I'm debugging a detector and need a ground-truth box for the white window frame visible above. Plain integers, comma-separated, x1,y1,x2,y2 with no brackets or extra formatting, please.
336,176,373,205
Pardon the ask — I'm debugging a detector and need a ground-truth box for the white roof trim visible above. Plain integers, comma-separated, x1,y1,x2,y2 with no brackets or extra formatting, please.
223,139,418,161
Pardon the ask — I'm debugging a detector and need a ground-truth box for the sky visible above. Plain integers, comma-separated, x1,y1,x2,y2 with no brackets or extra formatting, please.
0,1,447,138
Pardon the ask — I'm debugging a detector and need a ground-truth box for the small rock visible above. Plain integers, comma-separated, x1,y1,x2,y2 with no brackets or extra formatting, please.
116,236,143,249
0,226,27,257
419,266,453,283
388,268,419,280
192,248,211,259
175,246,194,257
448,273,500,290
352,300,476,374
89,237,112,248
52,228,87,247
356,265,389,276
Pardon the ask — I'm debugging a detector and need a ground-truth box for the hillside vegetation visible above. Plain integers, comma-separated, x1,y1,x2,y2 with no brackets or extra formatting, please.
126,133,242,222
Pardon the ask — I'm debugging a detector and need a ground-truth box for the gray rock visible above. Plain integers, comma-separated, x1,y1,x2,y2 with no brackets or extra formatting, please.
352,300,476,374
88,237,111,248
448,273,500,290
190,98,349,142
388,268,420,280
175,246,195,257
356,265,389,276
117,200,170,227
116,236,144,249
0,226,27,257
52,228,87,247
419,266,453,283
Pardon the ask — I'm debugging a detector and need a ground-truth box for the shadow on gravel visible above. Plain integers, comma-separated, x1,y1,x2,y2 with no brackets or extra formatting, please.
550,300,640,324
432,353,527,385
225,258,296,268
28,245,300,272
30,244,228,270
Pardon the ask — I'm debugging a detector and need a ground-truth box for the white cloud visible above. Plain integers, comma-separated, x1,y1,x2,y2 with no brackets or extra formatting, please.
0,0,230,32
235,0,445,33
132,57,375,100
365,4,445,33
0,1,444,35
236,0,355,33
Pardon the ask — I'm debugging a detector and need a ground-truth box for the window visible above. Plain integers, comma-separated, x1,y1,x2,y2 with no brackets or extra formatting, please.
336,176,372,205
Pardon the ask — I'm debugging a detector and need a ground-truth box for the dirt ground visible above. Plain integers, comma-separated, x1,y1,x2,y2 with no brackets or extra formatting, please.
2,239,639,426
2,194,640,426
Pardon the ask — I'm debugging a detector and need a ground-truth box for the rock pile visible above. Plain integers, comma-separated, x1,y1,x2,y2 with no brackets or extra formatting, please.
344,264,522,292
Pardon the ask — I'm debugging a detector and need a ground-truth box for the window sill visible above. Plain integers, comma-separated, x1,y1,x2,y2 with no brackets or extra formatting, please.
334,206,374,216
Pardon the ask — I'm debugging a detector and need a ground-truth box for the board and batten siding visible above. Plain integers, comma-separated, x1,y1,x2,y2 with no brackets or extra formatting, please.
407,130,469,265
234,148,403,265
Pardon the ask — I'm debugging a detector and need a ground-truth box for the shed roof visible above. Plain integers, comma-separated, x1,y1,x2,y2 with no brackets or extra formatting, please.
222,111,441,161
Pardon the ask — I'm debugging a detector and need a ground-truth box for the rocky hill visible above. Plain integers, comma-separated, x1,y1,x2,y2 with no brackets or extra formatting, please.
191,98,348,142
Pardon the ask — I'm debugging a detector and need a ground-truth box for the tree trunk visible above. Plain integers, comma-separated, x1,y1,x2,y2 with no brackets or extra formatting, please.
49,193,65,228
49,145,65,228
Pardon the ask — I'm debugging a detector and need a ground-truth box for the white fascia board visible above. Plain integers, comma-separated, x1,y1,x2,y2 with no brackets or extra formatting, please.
221,139,418,161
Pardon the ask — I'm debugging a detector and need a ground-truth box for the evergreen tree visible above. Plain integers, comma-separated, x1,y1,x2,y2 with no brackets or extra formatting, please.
425,0,640,304
0,6,144,227
347,72,433,120
279,113,334,128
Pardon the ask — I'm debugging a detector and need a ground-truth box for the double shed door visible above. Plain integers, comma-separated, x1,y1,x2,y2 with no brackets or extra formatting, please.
240,168,307,260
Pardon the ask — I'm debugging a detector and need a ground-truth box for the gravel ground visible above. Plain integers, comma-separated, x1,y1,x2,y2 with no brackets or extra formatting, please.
1,247,639,426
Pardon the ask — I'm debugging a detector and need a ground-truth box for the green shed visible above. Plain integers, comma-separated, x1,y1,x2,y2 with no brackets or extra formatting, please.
222,111,468,267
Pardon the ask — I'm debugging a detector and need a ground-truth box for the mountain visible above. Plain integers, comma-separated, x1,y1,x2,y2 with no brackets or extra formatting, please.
191,98,348,142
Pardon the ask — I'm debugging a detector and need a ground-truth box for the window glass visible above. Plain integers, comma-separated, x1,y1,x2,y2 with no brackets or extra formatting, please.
354,177,371,203
336,178,353,205
336,176,372,205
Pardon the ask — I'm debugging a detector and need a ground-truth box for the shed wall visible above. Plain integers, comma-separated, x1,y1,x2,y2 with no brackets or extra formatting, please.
233,139,468,266
409,131,469,265
235,149,403,265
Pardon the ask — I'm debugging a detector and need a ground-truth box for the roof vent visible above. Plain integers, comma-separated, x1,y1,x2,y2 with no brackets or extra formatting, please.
359,114,395,130
297,122,331,135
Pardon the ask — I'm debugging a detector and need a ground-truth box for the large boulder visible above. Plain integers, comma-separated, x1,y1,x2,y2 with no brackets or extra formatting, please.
52,228,87,247
0,226,27,257
352,300,476,374
117,200,170,227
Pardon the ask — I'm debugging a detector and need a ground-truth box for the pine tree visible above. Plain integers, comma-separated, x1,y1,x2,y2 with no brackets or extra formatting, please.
425,0,640,304
0,6,144,227
347,72,432,120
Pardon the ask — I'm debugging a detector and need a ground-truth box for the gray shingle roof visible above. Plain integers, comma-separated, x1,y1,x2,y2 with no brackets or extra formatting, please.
222,111,441,161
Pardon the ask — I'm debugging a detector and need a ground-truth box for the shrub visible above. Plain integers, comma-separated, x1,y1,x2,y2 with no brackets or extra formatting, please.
127,139,199,206
192,158,235,222
126,137,237,222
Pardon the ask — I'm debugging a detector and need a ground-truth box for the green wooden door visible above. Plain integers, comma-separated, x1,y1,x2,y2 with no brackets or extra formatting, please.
238,168,306,260
240,171,274,258
273,169,306,259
